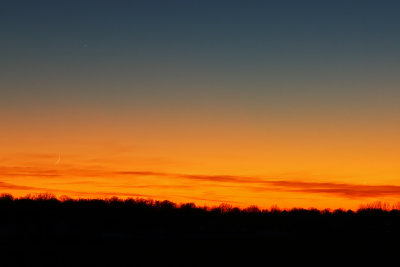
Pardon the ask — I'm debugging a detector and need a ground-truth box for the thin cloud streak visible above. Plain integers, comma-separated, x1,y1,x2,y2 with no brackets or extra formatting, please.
0,181,150,198
0,182,44,191
116,171,400,199
270,181,400,199
0,181,236,204
177,174,400,199
2,166,400,199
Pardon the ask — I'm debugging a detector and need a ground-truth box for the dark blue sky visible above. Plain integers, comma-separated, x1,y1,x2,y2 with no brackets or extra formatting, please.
2,0,400,115
2,0,400,85
2,0,400,139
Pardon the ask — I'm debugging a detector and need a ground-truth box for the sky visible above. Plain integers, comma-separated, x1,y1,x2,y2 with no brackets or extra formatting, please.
1,0,400,210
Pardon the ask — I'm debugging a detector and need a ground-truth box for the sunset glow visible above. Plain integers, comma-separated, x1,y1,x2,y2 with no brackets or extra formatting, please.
1,0,400,210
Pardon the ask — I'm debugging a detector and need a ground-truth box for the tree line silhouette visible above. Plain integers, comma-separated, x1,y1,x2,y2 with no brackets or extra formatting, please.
1,193,400,240
0,193,399,265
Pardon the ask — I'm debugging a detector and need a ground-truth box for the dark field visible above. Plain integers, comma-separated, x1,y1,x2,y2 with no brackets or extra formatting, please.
0,194,398,266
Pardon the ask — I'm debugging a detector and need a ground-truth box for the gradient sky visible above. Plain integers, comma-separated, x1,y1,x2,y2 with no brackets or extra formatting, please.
1,0,400,210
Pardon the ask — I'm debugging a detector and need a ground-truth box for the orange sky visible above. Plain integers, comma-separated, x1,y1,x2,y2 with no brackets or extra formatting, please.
1,110,400,210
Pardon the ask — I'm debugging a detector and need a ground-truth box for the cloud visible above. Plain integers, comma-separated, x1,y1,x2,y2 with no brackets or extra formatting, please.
177,174,400,198
0,180,236,204
0,181,151,198
0,166,63,177
0,182,44,191
115,171,257,183
2,165,400,199
266,181,400,198
115,171,400,199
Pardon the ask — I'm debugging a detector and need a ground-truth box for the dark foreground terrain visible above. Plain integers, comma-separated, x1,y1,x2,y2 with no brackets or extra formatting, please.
0,194,399,266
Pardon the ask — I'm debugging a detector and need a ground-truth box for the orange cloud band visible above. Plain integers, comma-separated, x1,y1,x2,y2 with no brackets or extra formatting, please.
2,166,400,200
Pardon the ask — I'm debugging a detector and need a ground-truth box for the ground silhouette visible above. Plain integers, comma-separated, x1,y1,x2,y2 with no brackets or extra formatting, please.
0,193,398,266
